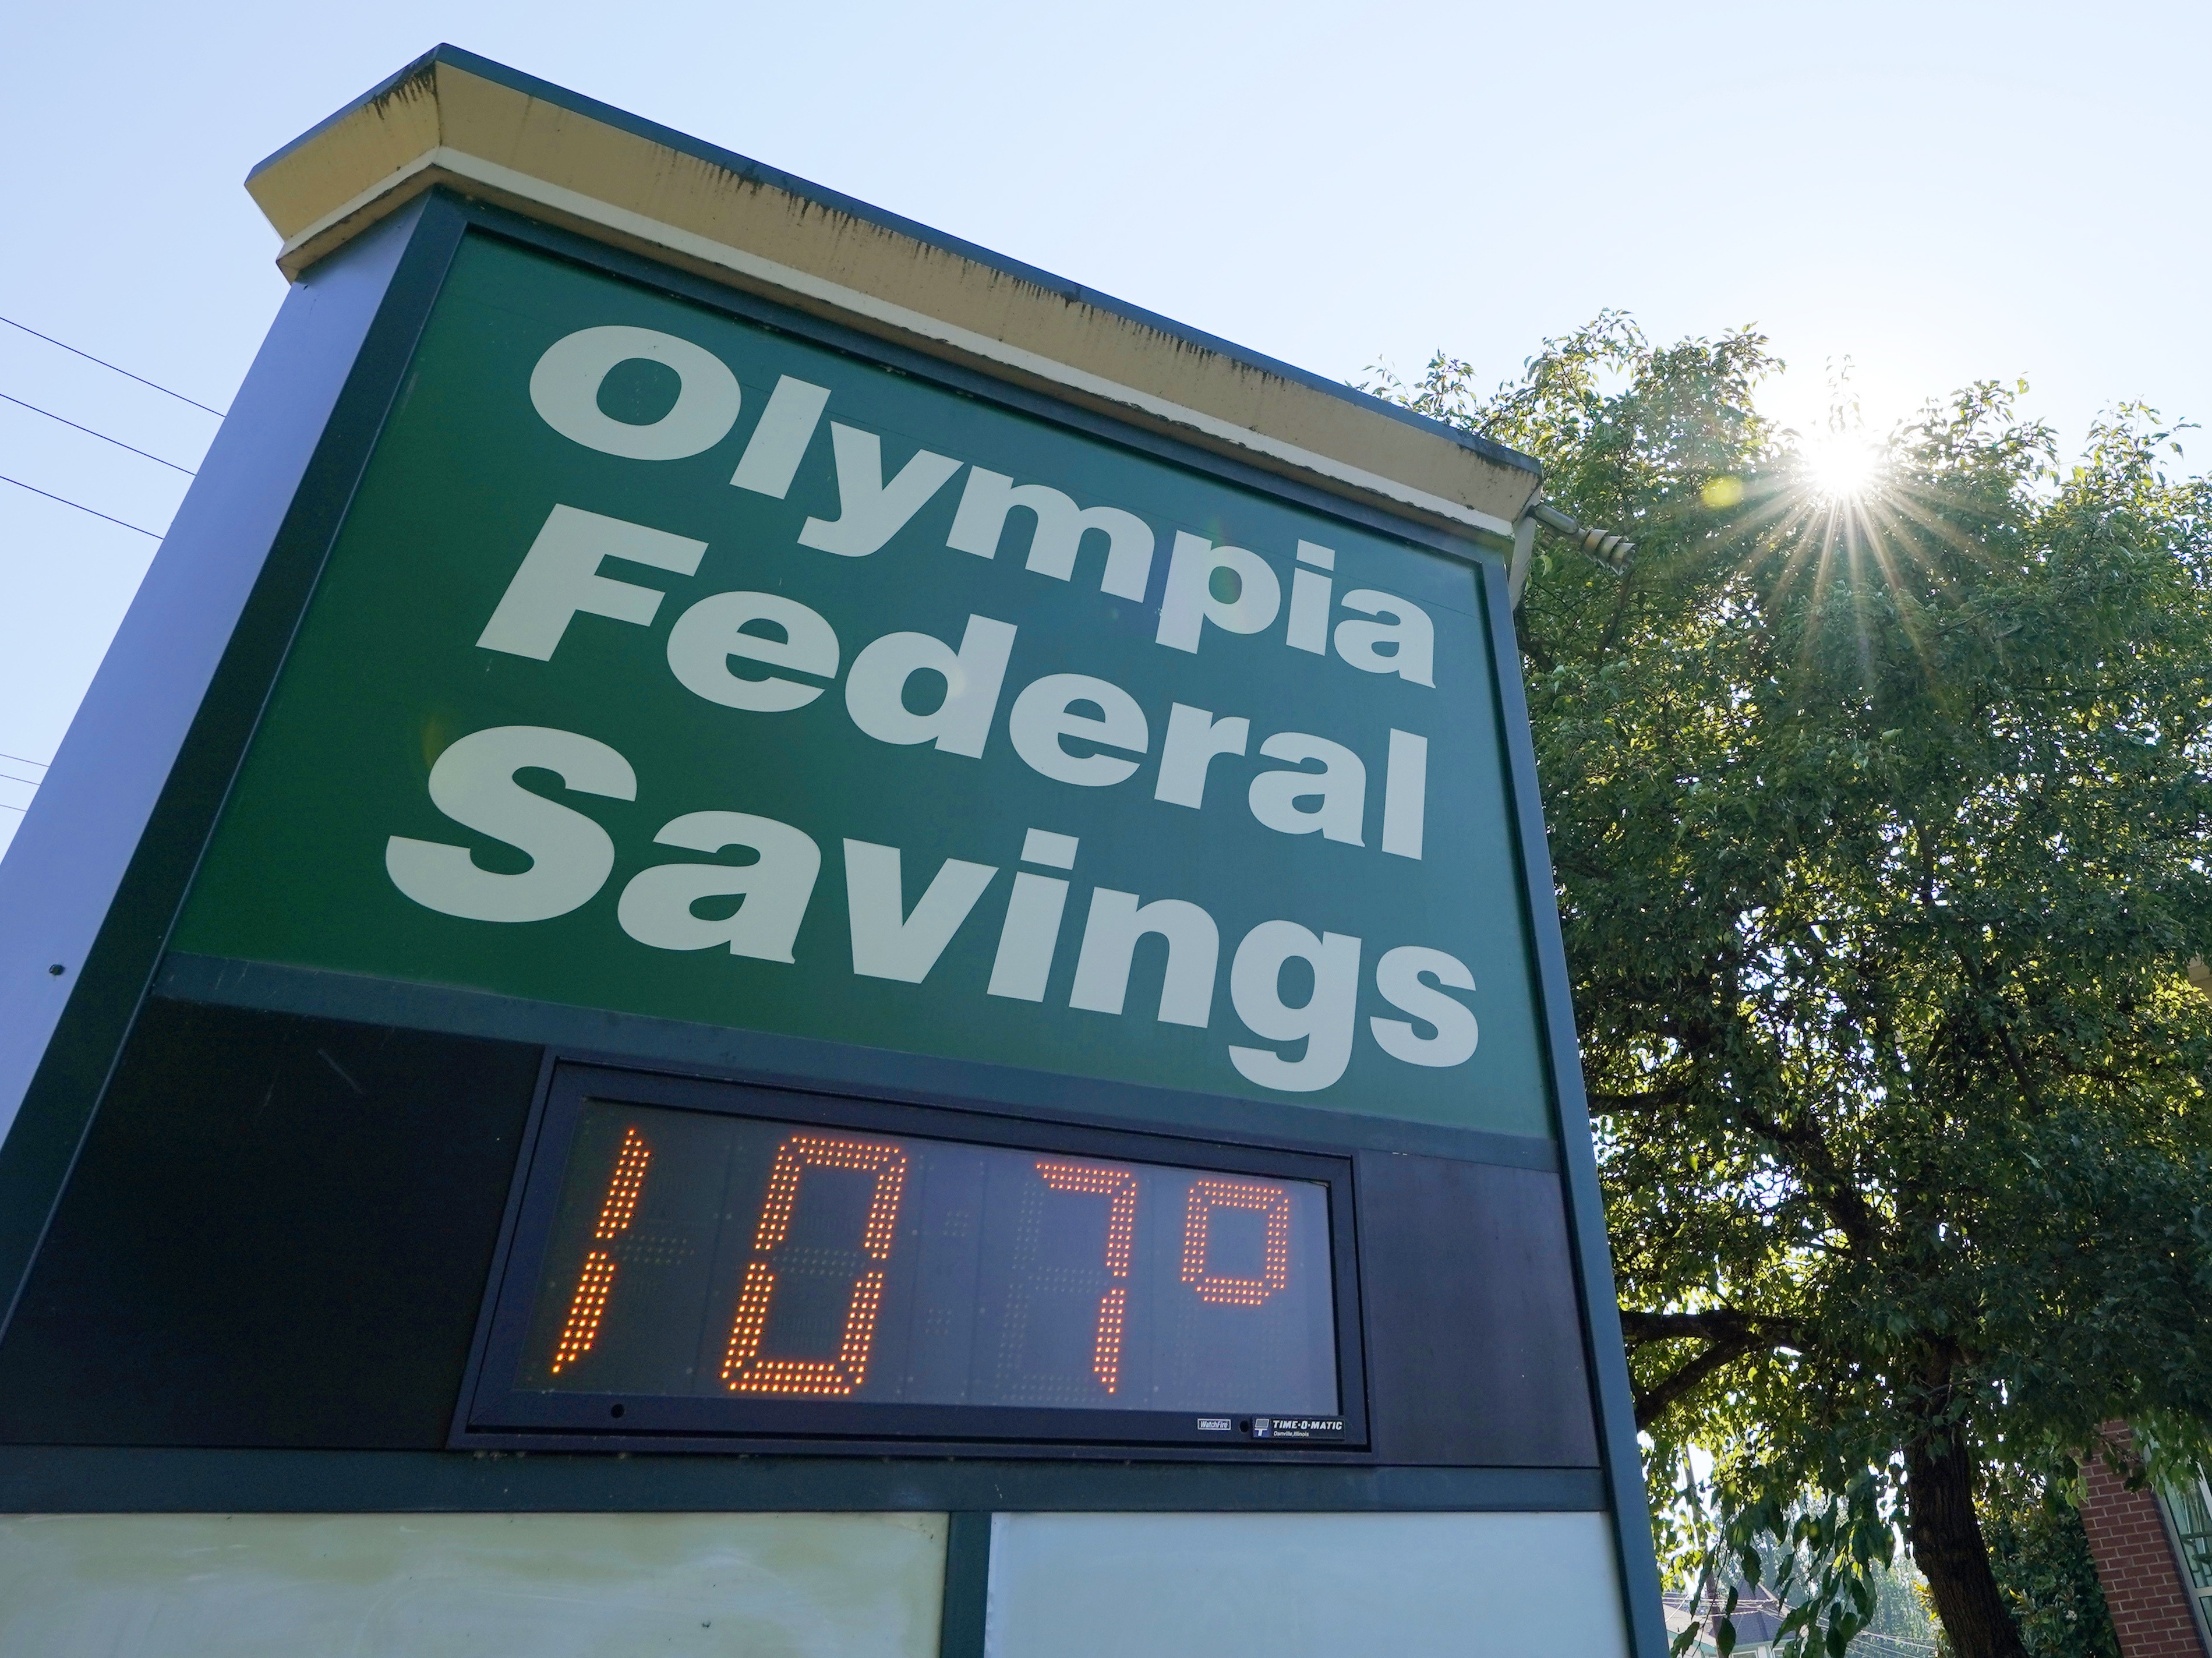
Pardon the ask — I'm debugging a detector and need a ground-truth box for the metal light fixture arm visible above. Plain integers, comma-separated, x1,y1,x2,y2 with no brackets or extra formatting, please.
1508,497,1635,610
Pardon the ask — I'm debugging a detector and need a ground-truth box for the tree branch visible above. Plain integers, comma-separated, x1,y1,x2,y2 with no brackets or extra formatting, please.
1619,1309,1809,1432
1644,1000,1890,1255
1633,1334,1759,1431
1617,1309,1805,1348
1732,1097,1888,1254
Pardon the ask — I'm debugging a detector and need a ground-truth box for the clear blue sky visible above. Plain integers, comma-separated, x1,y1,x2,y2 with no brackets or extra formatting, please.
2,0,2205,857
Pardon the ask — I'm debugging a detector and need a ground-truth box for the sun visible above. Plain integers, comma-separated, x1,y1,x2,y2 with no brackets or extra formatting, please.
1800,433,1881,502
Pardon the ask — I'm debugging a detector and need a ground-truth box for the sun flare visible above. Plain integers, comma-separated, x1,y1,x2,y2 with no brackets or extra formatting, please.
1801,433,1881,502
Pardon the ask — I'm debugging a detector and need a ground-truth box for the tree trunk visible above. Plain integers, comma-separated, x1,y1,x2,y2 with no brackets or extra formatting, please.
1906,1421,2026,1658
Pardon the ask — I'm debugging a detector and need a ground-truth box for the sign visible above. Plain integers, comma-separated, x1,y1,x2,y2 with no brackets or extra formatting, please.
463,1064,1357,1447
0,45,1667,1657
172,235,1552,1141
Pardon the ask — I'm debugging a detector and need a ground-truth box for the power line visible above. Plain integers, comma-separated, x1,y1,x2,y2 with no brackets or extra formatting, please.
0,772,42,788
0,390,197,475
0,473,163,538
0,802,23,814
0,315,228,419
0,752,48,770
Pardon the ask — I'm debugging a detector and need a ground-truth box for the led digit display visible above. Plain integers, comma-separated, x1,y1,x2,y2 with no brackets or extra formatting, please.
1034,1160,1138,1394
721,1134,907,1396
548,1123,651,1373
514,1100,1340,1419
1183,1179,1294,1306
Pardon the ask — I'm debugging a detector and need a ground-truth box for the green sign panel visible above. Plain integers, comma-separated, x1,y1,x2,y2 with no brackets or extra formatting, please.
175,236,1549,1139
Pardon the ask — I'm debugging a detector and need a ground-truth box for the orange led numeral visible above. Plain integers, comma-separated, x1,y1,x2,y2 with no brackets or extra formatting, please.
1035,1159,1139,1393
1182,1178,1292,1306
722,1133,908,1396
550,1125,653,1373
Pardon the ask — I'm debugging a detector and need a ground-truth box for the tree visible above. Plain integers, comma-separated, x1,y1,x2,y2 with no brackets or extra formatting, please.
1367,319,2212,1658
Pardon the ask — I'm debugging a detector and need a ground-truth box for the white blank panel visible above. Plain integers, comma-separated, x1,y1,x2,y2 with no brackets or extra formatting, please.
0,1511,945,1658
985,1509,1631,1658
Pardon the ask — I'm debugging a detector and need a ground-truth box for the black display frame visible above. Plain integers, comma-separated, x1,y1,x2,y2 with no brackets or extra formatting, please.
456,1058,1370,1455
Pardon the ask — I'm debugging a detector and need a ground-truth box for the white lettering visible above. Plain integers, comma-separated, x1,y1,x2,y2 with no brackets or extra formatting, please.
1020,827,1080,869
987,872,1070,1001
1287,568,1332,653
798,424,963,557
1248,732,1366,844
1381,729,1428,860
844,615,1017,758
529,326,740,460
1069,890,1218,1027
1009,673,1149,787
385,726,635,924
1228,921,1361,1093
1335,589,1436,685
1370,945,1479,1066
843,840,998,982
666,591,840,712
947,469,1155,600
1156,532,1280,653
476,505,706,661
616,811,822,960
1287,542,1335,654
1154,703,1249,808
730,374,831,497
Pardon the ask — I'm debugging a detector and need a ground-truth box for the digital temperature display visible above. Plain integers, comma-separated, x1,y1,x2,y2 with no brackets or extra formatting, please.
478,1090,1347,1440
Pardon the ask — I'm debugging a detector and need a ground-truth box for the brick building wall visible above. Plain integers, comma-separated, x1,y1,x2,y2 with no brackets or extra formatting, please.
2080,1422,2209,1658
